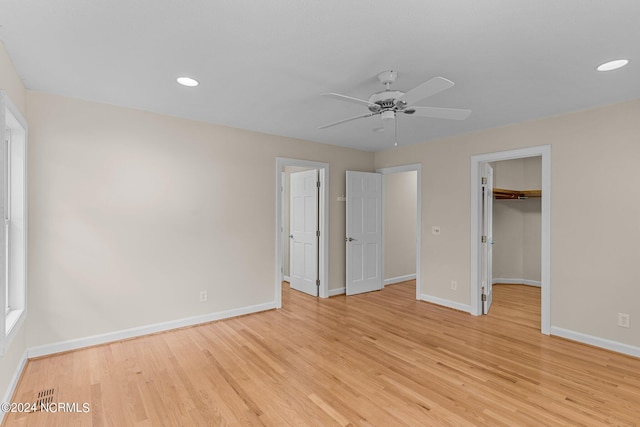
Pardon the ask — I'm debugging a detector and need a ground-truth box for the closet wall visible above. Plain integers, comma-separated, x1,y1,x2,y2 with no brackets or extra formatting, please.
492,157,542,285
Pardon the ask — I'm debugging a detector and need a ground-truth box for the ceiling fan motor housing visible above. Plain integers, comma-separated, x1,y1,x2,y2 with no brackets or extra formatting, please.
368,90,405,112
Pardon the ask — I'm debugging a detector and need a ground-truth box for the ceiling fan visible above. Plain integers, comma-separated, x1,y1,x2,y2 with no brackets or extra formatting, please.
319,70,471,144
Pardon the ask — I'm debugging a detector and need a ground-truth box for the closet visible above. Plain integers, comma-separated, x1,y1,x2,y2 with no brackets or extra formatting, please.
491,157,542,287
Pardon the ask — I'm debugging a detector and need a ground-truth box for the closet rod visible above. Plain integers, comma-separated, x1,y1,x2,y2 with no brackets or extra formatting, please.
493,188,541,200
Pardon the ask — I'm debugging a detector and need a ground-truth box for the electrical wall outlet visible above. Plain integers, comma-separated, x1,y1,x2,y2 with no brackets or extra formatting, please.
451,280,457,291
199,291,208,303
618,313,630,328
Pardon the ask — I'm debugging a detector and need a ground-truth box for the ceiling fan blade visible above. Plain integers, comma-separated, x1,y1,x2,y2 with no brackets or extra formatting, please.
322,93,378,109
318,112,377,129
405,106,471,120
396,77,455,107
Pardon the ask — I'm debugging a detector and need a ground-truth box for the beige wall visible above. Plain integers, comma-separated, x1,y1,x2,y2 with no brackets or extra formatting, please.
492,200,524,278
375,99,640,347
384,171,417,280
25,91,374,348
521,198,541,281
0,42,28,402
492,157,541,282
492,157,541,189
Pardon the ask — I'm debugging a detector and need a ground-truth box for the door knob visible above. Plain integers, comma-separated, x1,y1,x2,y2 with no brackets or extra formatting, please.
289,234,294,239
345,237,356,242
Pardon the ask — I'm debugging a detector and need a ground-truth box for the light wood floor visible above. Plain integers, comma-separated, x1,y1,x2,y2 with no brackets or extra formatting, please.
5,282,640,426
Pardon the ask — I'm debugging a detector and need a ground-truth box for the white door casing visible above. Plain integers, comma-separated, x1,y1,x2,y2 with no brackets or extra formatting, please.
346,171,383,295
481,163,494,314
289,169,319,296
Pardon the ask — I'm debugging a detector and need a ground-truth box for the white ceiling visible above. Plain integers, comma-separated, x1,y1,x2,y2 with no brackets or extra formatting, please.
1,1,638,152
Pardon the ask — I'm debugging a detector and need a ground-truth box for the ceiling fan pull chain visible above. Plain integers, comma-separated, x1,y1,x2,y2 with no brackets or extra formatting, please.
394,114,398,147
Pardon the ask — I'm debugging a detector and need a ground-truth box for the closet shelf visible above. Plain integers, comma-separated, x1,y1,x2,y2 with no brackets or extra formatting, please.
493,188,541,200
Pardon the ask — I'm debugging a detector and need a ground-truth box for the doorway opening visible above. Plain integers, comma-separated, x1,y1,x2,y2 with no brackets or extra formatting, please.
377,164,422,301
275,158,329,308
471,146,550,334
488,157,542,328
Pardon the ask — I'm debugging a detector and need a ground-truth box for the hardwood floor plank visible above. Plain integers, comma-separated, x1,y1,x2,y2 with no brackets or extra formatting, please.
4,281,640,426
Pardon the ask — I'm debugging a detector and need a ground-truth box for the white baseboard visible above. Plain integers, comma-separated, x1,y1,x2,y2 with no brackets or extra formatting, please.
492,278,541,287
329,287,345,297
551,326,640,358
283,275,290,282
420,294,472,313
0,349,28,425
384,274,416,286
27,302,277,359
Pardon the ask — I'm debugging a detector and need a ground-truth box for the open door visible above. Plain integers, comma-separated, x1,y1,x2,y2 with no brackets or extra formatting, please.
481,163,494,313
346,171,383,295
289,169,319,296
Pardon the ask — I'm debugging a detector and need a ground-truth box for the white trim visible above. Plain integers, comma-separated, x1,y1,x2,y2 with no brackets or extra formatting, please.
329,287,346,297
384,274,417,286
275,158,330,304
471,145,551,335
492,278,541,287
377,164,422,301
0,91,28,356
551,327,640,358
27,302,276,358
420,294,472,314
0,349,27,425
283,275,290,283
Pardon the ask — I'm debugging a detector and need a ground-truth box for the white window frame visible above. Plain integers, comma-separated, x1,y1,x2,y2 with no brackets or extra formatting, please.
0,91,27,355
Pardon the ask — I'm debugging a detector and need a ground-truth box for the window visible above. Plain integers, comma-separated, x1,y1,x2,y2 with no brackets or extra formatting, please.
0,92,27,355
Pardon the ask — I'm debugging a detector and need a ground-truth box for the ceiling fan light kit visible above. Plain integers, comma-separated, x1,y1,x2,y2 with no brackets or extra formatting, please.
381,110,395,121
319,70,472,145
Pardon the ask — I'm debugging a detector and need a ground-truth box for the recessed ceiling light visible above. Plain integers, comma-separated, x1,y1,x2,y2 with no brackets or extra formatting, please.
596,59,629,72
177,76,199,87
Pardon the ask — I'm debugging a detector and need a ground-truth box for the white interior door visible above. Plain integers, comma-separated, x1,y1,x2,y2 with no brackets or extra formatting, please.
289,170,319,296
346,171,383,295
481,163,494,313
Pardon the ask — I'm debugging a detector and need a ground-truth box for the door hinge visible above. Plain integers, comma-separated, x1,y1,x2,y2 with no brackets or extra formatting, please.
482,294,487,302
481,177,487,185
481,235,487,243
316,230,320,237
316,279,320,286
316,180,321,188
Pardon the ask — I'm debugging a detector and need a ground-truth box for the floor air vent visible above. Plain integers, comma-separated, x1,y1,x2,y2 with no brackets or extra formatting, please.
33,388,55,412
